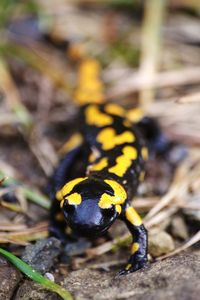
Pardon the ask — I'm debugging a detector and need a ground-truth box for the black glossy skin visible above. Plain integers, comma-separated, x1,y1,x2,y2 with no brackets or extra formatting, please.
49,102,174,275
62,177,119,237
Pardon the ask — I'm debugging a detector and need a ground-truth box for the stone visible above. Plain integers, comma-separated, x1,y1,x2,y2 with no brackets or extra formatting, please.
22,237,61,274
148,231,175,257
0,256,22,300
171,216,189,240
14,280,60,300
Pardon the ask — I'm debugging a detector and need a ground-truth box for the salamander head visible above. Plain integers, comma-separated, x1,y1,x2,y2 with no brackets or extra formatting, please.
56,177,127,237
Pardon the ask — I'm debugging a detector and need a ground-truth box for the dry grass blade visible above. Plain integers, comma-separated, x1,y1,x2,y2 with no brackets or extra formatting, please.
0,177,8,186
107,67,200,99
139,0,166,106
145,207,178,228
0,57,58,176
0,223,28,231
144,186,178,221
157,230,200,261
0,58,33,131
29,134,58,176
0,200,23,213
1,42,72,94
144,153,199,221
0,222,48,245
0,166,50,210
176,92,200,104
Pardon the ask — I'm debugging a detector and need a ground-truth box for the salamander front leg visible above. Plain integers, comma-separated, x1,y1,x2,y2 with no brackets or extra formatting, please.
119,205,148,275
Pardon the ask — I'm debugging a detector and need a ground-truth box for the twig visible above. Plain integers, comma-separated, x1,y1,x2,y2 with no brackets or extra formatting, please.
176,92,200,104
0,224,28,231
107,67,200,99
0,168,50,210
0,222,48,244
157,230,200,261
144,155,199,221
139,0,166,106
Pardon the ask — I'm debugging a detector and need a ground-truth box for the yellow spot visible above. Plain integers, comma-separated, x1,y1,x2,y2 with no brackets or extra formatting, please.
109,146,137,177
139,171,145,182
99,193,113,209
125,207,142,226
127,108,144,123
105,180,127,203
59,133,83,157
74,59,105,105
105,103,125,117
99,179,127,209
125,263,132,271
115,204,122,214
90,157,108,172
85,105,113,127
97,128,135,151
141,147,148,160
131,242,139,254
56,177,87,201
56,190,63,201
66,193,82,205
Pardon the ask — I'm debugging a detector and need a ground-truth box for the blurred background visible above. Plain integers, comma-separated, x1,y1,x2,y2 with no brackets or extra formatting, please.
0,1,200,299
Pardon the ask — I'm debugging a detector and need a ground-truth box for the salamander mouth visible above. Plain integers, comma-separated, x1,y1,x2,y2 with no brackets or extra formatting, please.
68,222,111,238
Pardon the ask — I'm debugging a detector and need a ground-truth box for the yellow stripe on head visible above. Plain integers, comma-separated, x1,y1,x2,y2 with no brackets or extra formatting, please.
97,128,135,151
56,177,87,201
98,179,126,210
115,204,122,214
105,180,127,204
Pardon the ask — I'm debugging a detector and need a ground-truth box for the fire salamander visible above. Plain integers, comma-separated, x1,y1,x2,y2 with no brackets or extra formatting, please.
49,56,173,275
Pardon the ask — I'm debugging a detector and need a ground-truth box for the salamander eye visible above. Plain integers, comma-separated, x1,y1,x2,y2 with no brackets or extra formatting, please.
104,205,115,218
62,201,75,215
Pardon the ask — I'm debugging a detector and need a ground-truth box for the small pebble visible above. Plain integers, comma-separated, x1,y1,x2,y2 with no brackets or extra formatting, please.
171,216,189,240
149,231,175,258
44,272,55,282
22,237,62,274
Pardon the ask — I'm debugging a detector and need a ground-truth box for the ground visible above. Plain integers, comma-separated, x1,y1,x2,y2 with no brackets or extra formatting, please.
0,1,200,299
